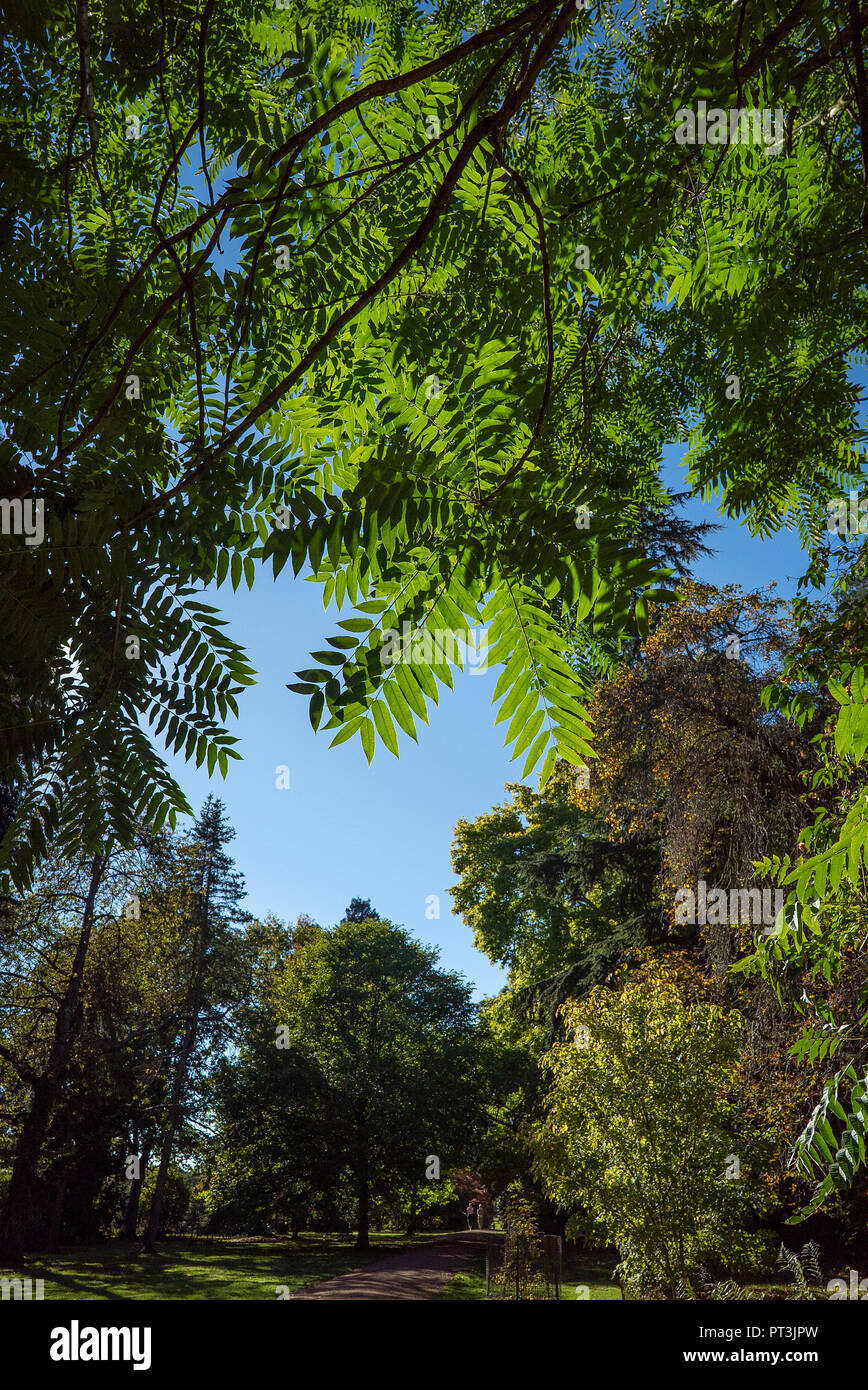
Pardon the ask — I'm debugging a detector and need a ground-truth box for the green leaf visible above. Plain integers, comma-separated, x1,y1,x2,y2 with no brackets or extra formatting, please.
372,700,399,757
360,717,375,764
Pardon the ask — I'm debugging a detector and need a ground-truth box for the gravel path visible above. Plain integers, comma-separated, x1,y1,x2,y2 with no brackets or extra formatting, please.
290,1231,497,1301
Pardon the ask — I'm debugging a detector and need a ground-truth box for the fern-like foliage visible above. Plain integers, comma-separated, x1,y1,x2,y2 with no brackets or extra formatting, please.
2,0,868,878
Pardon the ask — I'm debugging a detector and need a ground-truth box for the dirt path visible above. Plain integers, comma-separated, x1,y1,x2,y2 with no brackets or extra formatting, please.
291,1231,498,1301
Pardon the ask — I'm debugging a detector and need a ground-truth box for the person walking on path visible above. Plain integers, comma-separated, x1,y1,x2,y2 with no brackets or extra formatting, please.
466,1200,478,1230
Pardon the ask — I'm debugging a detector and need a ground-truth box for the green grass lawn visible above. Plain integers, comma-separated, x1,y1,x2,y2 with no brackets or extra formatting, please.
0,1233,432,1301
439,1251,623,1300
563,1252,623,1300
8,1238,801,1302
438,1266,487,1299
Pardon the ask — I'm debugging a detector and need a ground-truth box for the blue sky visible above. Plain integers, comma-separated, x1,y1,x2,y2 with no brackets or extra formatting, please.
154,128,855,1001
160,454,810,1001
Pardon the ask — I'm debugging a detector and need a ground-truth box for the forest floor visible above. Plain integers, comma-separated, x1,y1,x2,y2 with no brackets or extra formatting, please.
439,1246,623,1300
0,1233,623,1301
292,1230,493,1299
0,1233,436,1300
291,1234,625,1300
4,1237,803,1301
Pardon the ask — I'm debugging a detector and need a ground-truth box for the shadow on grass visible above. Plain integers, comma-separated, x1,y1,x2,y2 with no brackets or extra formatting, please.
438,1250,622,1301
0,1234,426,1301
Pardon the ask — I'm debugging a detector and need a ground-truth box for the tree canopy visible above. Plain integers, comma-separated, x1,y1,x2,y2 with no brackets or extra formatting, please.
4,0,868,1281
249,913,483,1246
2,0,867,885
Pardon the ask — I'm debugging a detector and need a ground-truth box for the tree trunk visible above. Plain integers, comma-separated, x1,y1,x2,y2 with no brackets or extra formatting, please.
405,1186,417,1237
141,1107,180,1253
46,1167,70,1252
0,854,105,1264
288,1201,302,1241
141,1007,204,1253
0,1080,54,1263
355,1178,370,1250
141,859,213,1254
121,1138,151,1240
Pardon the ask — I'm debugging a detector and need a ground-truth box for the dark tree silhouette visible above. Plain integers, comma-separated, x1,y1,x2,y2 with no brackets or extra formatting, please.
344,898,380,923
